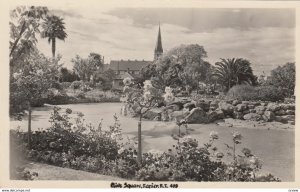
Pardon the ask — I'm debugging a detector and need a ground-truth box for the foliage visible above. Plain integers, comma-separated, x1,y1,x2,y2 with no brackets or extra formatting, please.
59,67,80,82
72,53,104,82
11,108,280,181
226,85,285,102
141,44,211,92
93,69,116,90
213,58,257,92
41,15,67,58
12,166,38,180
9,6,49,68
267,62,295,97
122,79,165,119
10,51,61,114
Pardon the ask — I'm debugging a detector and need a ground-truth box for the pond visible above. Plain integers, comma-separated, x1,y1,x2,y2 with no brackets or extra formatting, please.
10,102,295,181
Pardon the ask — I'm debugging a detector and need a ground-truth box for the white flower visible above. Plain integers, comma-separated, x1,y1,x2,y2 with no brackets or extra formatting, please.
143,80,153,91
165,86,172,93
143,91,152,100
36,69,43,76
118,147,125,154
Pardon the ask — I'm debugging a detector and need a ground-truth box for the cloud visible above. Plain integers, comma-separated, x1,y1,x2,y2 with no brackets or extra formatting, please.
36,7,295,76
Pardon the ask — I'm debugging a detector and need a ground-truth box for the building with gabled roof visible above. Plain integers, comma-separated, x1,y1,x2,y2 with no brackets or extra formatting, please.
110,24,163,89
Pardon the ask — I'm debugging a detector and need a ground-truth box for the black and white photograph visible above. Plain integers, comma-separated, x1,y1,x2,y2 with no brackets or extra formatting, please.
2,0,298,187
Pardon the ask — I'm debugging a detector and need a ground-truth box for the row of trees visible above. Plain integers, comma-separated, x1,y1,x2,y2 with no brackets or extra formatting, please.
140,44,295,97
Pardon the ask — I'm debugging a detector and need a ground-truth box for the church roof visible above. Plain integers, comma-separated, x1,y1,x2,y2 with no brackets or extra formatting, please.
155,24,163,53
109,60,152,71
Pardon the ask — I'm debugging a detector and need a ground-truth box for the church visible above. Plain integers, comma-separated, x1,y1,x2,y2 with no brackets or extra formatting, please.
110,24,163,90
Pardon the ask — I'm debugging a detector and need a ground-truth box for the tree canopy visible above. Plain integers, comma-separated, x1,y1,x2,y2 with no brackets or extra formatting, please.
41,15,67,58
267,62,295,97
213,58,257,92
142,44,212,92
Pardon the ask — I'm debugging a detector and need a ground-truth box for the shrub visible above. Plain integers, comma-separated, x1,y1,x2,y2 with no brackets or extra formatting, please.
10,108,280,181
227,85,285,102
70,81,83,90
256,86,285,102
226,85,257,101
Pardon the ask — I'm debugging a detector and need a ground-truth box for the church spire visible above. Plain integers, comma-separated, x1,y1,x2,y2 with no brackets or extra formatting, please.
154,23,163,60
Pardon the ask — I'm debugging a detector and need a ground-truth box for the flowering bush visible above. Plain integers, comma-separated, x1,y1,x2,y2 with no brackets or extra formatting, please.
11,108,280,181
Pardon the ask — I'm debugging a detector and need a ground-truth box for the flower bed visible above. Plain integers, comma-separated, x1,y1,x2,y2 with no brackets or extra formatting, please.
11,107,280,181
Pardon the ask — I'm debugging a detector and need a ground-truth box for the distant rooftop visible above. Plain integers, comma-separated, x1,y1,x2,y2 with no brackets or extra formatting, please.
109,60,152,71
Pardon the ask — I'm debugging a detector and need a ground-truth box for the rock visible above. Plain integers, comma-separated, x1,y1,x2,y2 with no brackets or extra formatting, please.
153,116,161,121
248,104,255,109
275,109,286,116
254,106,266,115
170,110,190,121
280,104,295,111
236,104,248,112
183,102,196,111
242,101,250,105
267,103,281,112
161,110,170,121
219,101,234,116
288,120,295,125
185,107,208,124
281,115,295,121
233,111,244,120
232,100,242,106
196,101,210,112
275,116,288,124
286,110,295,115
262,111,275,122
143,108,162,120
260,102,268,106
207,109,225,122
210,100,219,111
249,109,256,113
243,113,262,121
242,110,250,115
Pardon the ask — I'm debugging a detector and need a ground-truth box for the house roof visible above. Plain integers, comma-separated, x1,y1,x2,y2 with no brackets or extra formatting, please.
114,72,135,80
109,60,152,71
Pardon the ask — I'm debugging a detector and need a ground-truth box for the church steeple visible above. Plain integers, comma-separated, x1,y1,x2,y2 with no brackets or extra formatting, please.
154,23,163,60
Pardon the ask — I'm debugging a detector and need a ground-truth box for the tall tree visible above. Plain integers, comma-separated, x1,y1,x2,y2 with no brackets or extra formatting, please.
144,44,210,92
213,58,257,92
72,53,103,81
10,50,61,146
10,6,48,68
41,15,67,58
267,62,295,97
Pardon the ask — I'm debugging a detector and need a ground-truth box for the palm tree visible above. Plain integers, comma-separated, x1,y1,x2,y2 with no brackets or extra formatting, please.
213,58,257,92
41,15,67,58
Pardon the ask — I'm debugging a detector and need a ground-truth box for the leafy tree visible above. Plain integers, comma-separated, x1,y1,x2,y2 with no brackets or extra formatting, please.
122,79,172,163
10,50,61,146
41,15,67,58
267,62,295,97
143,44,211,93
59,67,80,82
213,58,257,92
72,53,104,81
9,6,49,68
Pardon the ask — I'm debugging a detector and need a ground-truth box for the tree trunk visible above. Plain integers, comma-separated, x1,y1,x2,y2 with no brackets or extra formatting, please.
52,38,56,58
137,114,142,164
9,21,27,58
27,102,32,148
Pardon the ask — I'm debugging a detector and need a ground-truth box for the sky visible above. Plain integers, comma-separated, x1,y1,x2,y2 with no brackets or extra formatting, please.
36,6,295,76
